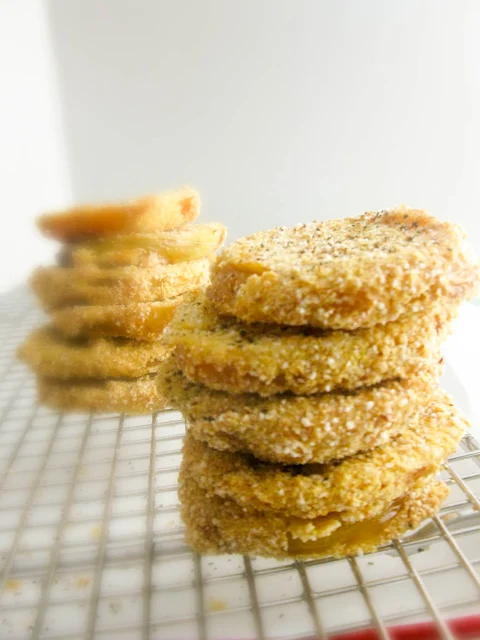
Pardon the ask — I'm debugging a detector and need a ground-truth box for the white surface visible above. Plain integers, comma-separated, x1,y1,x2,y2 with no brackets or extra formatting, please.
442,303,480,434
1,0,480,291
0,0,72,293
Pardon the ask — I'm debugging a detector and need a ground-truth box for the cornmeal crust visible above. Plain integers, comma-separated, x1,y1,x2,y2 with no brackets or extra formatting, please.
37,375,166,414
65,223,226,268
166,295,453,396
180,476,448,559
30,259,210,310
52,298,184,341
37,187,200,241
159,360,440,464
181,396,466,519
18,327,169,379
208,208,479,329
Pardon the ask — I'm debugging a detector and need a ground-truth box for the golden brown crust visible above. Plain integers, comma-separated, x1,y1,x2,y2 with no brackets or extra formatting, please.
209,208,479,329
159,359,440,464
52,298,184,340
18,327,169,379
30,259,210,310
165,294,453,396
180,476,448,559
37,187,200,241
65,223,226,268
181,396,466,519
37,375,167,414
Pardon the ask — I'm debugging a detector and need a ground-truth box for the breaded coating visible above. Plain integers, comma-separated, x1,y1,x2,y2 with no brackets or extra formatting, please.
65,222,226,269
18,327,169,379
52,298,184,341
158,359,440,464
37,375,166,414
30,259,210,310
208,208,479,329
181,396,466,519
166,294,453,396
37,187,200,241
179,476,448,559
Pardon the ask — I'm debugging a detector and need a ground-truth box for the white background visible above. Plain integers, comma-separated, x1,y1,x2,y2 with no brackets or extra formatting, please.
1,0,479,292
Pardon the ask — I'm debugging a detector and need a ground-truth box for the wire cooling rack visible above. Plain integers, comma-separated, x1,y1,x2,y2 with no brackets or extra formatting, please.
0,288,479,640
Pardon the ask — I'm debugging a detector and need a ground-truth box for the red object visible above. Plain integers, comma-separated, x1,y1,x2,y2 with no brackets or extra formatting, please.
328,615,480,640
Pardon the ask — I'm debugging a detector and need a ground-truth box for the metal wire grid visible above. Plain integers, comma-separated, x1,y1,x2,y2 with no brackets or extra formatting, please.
0,289,479,640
